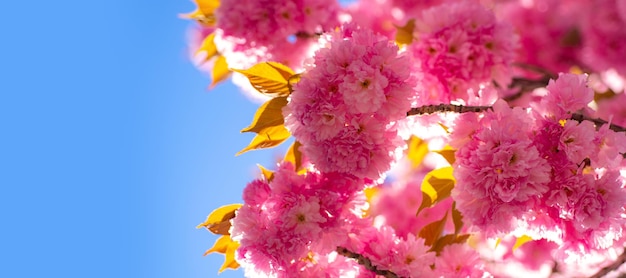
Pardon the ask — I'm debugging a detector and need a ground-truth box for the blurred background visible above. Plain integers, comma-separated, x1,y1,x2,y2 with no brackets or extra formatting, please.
0,0,275,277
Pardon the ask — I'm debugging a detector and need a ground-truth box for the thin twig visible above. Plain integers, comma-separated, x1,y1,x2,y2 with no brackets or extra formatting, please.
406,104,492,116
570,113,626,133
512,62,558,78
589,248,626,278
503,75,553,102
336,246,400,278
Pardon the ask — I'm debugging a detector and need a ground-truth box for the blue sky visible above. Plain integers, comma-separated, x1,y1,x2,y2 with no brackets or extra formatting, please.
0,1,282,277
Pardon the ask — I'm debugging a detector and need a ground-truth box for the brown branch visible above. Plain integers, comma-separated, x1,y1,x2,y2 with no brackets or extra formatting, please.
589,248,626,278
503,75,553,102
336,246,400,278
570,113,626,133
512,62,558,78
406,104,492,116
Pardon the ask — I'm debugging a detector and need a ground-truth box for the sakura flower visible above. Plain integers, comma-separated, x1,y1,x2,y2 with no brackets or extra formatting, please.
409,1,518,103
285,23,415,180
452,100,550,236
435,243,490,278
541,73,593,119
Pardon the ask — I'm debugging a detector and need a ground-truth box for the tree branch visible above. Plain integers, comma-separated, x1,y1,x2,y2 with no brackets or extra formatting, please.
570,113,626,133
589,248,626,278
336,246,400,278
406,104,492,116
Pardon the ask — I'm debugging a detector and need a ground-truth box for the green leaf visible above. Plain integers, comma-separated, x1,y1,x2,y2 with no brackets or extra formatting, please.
418,211,448,246
232,62,296,97
417,167,456,215
197,204,242,235
407,136,429,168
204,235,241,273
211,55,230,88
241,97,288,133
236,125,291,155
284,141,304,173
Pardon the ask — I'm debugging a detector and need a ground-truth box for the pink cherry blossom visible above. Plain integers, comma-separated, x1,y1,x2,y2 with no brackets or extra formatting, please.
409,1,518,103
285,23,415,180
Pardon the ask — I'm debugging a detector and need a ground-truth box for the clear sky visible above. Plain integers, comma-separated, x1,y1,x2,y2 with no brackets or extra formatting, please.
0,0,282,277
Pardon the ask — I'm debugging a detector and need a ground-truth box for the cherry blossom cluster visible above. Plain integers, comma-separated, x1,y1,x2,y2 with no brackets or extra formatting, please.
231,162,370,276
409,1,517,104
497,0,626,76
451,73,626,257
284,23,415,181
184,0,626,276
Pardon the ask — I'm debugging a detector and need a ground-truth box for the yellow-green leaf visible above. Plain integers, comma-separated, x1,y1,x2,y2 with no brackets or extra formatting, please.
195,33,218,63
284,140,304,172
419,211,448,246
395,19,415,46
417,167,456,215
236,125,291,155
232,62,296,97
407,136,429,168
257,164,274,182
211,55,230,88
197,204,242,235
512,235,533,251
204,235,240,273
434,146,456,165
241,97,288,133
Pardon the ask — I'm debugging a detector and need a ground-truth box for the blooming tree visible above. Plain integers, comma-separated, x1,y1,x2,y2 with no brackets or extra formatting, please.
184,0,626,277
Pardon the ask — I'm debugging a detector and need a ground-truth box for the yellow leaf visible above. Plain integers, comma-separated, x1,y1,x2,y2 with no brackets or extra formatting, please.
211,55,230,88
232,62,296,97
284,141,304,172
417,167,455,215
395,19,415,46
407,136,429,168
195,33,218,64
512,235,533,251
429,233,470,254
241,97,288,133
197,204,242,235
236,125,291,155
364,186,380,203
204,235,241,273
434,146,456,165
438,122,450,133
418,211,448,246
288,73,302,92
594,89,616,103
362,186,380,217
451,202,464,235
257,164,274,182
180,0,220,26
